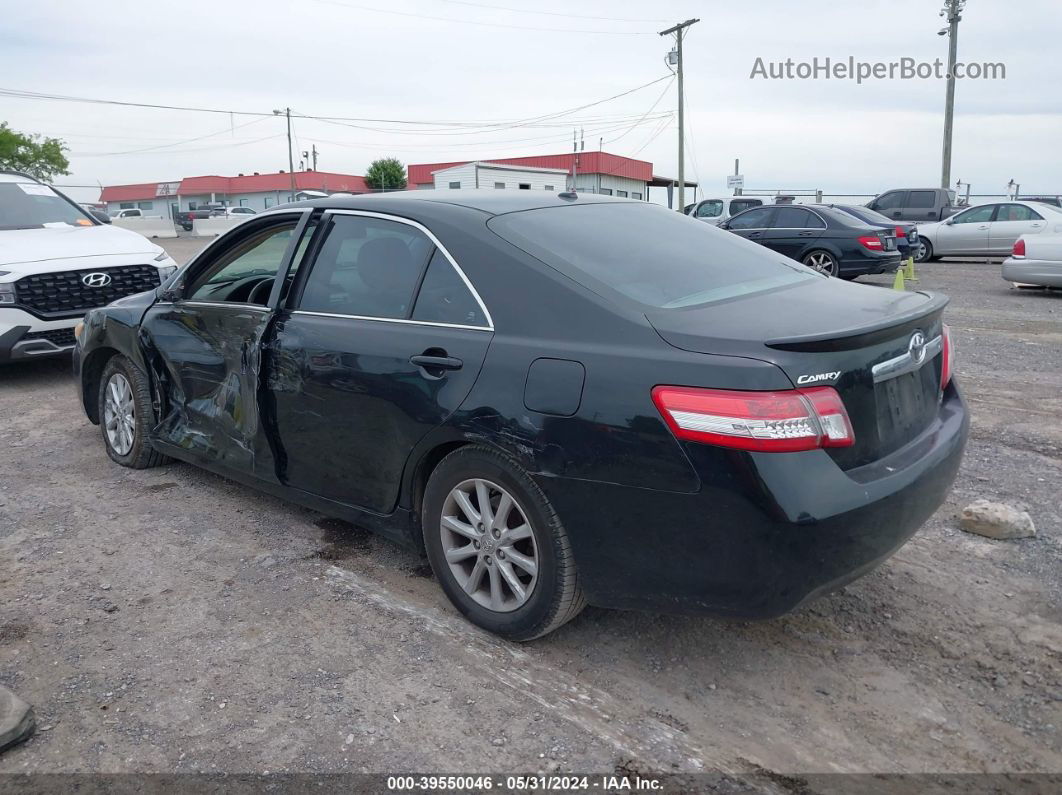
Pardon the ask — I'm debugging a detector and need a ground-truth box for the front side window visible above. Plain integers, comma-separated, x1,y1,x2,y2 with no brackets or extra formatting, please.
872,191,904,211
411,249,487,327
953,205,996,224
695,200,723,218
490,203,811,310
119,202,134,210
727,207,773,229
298,215,433,319
186,221,298,304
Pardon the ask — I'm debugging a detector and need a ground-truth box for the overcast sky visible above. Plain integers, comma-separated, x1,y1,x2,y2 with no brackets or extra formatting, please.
2,0,1059,203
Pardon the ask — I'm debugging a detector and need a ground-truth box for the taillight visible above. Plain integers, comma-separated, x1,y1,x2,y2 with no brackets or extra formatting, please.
858,235,884,251
941,324,953,389
1012,238,1026,258
894,225,905,238
651,385,854,453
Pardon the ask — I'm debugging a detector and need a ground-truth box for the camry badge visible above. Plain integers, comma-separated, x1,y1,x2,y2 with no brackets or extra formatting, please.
796,371,841,385
82,272,112,288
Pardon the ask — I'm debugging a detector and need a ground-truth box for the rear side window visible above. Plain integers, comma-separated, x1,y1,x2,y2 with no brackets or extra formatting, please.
908,190,936,208
411,250,488,327
489,203,811,309
298,215,432,318
995,204,1042,222
730,199,763,213
772,207,823,229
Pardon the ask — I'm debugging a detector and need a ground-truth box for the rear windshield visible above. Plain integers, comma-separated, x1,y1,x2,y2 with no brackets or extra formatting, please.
0,182,93,230
489,202,814,309
837,205,892,225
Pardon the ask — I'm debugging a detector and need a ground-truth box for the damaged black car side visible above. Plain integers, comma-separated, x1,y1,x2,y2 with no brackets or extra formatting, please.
75,192,968,641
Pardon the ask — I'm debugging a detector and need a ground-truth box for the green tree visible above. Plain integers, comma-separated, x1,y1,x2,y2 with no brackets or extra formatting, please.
364,157,407,192
0,123,70,182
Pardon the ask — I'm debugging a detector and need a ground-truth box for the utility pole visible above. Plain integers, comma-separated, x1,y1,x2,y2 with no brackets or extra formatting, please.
660,18,699,211
273,107,296,200
310,144,318,171
939,0,965,189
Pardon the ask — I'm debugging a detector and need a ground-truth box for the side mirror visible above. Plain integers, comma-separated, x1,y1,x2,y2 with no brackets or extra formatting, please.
156,280,183,303
90,209,112,224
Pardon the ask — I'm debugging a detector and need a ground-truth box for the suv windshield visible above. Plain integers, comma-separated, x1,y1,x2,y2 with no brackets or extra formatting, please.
0,181,94,230
489,202,813,309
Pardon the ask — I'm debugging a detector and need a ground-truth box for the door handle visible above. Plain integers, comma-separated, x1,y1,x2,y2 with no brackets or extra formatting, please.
410,354,463,371
978,225,989,229
748,231,762,238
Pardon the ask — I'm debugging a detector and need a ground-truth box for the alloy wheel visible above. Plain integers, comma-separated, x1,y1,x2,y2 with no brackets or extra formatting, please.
439,478,539,612
915,241,928,261
103,372,135,456
804,252,837,276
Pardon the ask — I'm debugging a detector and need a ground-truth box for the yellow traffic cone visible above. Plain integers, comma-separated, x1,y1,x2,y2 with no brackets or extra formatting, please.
905,257,918,281
892,267,906,291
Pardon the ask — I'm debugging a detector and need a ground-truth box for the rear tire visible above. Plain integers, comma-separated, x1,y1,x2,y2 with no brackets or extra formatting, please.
423,445,585,641
802,250,839,277
98,355,169,469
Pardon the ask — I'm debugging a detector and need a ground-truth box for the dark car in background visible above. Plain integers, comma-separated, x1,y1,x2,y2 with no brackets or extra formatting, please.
74,192,965,641
867,188,962,222
722,203,902,278
175,204,226,231
827,204,920,259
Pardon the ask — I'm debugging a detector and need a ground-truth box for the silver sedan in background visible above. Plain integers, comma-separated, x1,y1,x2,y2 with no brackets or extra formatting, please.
915,200,1062,262
1002,232,1062,288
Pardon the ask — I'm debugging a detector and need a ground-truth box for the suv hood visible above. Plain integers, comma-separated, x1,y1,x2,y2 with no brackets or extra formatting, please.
0,224,162,268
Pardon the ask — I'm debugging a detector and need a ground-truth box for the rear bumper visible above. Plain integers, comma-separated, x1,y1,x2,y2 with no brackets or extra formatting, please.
0,310,78,363
540,383,968,617
1002,257,1062,287
839,251,902,276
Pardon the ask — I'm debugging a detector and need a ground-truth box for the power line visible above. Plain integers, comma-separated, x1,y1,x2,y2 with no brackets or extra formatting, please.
73,116,271,157
431,0,669,23
308,0,656,34
0,87,271,118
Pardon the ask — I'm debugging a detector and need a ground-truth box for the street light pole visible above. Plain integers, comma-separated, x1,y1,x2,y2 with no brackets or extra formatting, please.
939,0,965,189
274,107,296,200
659,18,699,212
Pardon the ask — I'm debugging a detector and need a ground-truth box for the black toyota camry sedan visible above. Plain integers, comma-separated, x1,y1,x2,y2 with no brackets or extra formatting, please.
75,191,967,640
722,203,903,278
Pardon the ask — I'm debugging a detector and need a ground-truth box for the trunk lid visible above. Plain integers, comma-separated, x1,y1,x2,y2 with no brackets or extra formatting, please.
646,278,948,469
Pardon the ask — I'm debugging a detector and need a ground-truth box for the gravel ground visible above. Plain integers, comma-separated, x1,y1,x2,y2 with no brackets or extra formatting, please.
0,244,1059,781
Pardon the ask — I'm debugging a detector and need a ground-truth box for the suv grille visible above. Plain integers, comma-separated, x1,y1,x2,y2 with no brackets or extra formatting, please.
23,328,77,347
14,265,162,319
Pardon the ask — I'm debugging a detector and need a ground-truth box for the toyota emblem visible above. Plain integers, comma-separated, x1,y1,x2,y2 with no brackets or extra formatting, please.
908,331,927,365
81,272,112,288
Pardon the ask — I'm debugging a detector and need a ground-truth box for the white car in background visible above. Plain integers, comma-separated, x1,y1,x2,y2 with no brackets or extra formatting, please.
1002,233,1062,288
0,171,178,363
219,206,257,218
687,196,765,226
914,200,1062,262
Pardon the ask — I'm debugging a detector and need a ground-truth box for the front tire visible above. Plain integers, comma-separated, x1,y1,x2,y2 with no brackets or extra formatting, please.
98,355,169,469
915,239,939,263
423,446,585,641
802,250,839,276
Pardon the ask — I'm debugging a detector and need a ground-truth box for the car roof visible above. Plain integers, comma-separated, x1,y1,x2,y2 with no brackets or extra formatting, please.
287,188,635,217
0,171,39,184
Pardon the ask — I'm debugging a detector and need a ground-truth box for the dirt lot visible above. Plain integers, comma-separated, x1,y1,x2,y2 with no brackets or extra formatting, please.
1,241,1060,782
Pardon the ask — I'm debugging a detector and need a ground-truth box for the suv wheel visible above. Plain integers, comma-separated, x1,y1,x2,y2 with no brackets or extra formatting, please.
423,446,585,641
98,355,169,469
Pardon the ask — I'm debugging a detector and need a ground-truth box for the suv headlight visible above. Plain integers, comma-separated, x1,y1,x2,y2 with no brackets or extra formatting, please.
0,277,14,305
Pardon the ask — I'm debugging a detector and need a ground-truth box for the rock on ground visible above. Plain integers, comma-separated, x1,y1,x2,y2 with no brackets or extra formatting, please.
960,500,1036,539
0,686,35,753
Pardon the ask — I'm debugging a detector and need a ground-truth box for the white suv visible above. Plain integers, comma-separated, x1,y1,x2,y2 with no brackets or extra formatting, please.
1,171,178,363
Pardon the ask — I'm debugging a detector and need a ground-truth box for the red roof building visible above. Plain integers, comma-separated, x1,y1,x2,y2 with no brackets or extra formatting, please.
100,170,369,217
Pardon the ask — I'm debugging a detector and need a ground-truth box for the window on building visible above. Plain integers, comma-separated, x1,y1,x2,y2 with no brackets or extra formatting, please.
298,215,434,319
544,185,555,192
494,182,505,189
632,192,642,200
600,189,613,196
188,201,199,210
412,249,488,328
449,181,461,189
119,202,134,209
518,183,531,190
264,197,274,209
616,190,628,198
137,201,153,210
239,198,249,206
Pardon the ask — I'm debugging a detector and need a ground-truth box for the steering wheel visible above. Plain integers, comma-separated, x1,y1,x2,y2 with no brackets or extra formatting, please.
247,277,274,306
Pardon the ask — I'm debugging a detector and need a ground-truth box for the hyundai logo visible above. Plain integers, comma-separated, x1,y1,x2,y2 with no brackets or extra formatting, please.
909,331,927,365
81,272,112,288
